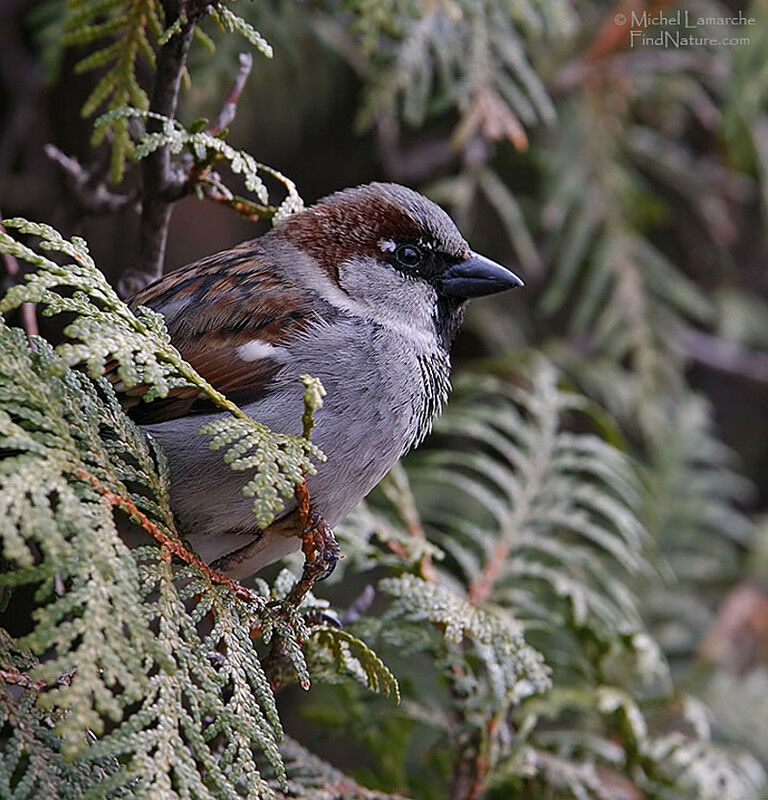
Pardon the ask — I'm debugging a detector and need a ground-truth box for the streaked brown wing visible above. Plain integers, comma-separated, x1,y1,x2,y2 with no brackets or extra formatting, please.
115,244,316,424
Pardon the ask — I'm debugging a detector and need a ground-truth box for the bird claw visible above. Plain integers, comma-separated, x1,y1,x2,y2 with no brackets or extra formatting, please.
287,507,340,605
303,608,343,628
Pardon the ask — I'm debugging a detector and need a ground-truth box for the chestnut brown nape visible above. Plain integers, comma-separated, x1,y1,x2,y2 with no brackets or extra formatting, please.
273,182,469,282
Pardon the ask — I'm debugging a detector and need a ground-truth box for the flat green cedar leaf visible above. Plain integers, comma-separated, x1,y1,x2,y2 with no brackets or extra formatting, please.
0,218,321,532
309,626,400,702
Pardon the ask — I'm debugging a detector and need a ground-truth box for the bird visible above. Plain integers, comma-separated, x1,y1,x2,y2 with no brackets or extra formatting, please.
126,182,523,583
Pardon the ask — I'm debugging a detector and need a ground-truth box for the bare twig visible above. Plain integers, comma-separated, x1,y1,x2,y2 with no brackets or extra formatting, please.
44,144,140,215
551,50,727,95
310,13,371,78
208,52,253,136
196,179,276,220
699,583,768,673
676,329,768,384
582,0,674,66
138,37,259,282
375,115,458,183
341,584,376,625
138,0,196,279
449,716,498,800
467,471,533,606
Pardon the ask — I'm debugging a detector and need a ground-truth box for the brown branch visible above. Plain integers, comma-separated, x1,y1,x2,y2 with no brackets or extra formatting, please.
118,48,259,296
469,717,498,800
582,0,675,65
375,115,458,183
448,692,506,800
207,52,253,136
138,0,196,279
138,36,259,280
699,582,768,673
449,714,498,800
467,540,507,607
76,468,264,606
196,180,276,220
455,544,512,795
550,0,680,94
44,144,140,216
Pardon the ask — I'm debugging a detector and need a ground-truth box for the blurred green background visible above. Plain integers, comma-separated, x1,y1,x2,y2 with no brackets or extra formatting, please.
2,1,766,498
2,0,768,797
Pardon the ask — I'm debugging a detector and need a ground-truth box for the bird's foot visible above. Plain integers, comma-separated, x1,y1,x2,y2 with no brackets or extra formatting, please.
288,508,340,606
303,509,341,581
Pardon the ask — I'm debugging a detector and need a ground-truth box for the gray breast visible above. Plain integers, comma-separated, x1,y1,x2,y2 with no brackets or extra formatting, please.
143,317,451,563
280,317,451,523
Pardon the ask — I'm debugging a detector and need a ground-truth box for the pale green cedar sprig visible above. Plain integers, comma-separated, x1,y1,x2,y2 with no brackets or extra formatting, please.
406,361,762,798
158,2,273,57
62,0,165,182
0,217,320,528
0,219,398,798
339,360,659,788
514,685,766,800
307,627,401,701
95,106,305,222
334,359,764,798
255,568,400,700
535,104,716,414
316,0,576,136
0,321,305,790
0,325,159,757
61,0,275,182
0,630,125,798
208,3,273,57
81,554,292,799
409,364,651,640
380,573,550,706
641,396,755,662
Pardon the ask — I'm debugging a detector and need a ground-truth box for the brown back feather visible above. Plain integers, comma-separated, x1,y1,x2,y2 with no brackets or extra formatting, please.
117,246,315,423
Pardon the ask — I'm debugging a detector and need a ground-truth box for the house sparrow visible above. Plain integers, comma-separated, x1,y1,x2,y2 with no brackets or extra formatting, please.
128,183,522,581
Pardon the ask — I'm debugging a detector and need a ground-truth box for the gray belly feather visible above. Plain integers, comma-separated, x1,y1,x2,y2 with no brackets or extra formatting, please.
143,320,450,565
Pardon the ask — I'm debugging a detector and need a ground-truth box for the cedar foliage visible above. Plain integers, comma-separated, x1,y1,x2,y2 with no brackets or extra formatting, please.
0,221,401,798
2,1,768,799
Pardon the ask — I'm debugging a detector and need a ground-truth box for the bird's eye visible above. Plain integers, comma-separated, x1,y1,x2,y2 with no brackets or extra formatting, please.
395,244,423,268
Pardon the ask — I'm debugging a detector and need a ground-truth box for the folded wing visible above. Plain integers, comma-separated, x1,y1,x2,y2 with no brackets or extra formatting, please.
114,244,317,423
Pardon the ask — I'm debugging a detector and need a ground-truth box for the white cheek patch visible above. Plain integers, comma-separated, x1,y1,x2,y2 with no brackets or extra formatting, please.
236,340,288,362
280,242,439,352
335,256,439,352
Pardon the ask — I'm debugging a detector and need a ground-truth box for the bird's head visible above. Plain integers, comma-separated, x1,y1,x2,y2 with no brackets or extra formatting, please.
273,182,523,346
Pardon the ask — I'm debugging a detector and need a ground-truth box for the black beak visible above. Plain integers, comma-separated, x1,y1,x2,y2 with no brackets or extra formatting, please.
439,252,524,298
